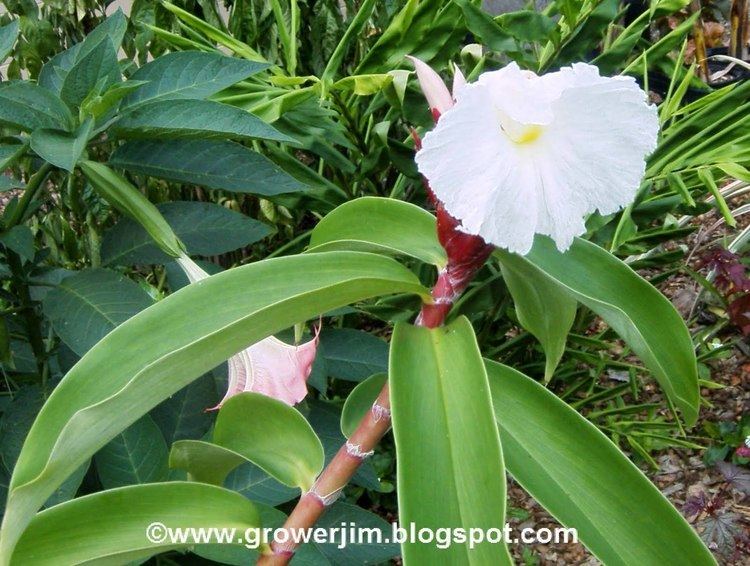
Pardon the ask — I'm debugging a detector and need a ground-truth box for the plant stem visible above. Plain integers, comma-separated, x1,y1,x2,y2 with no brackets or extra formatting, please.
256,273,457,565
4,163,53,229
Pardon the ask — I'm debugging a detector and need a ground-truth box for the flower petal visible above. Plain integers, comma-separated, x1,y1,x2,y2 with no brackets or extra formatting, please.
415,62,658,254
407,55,454,116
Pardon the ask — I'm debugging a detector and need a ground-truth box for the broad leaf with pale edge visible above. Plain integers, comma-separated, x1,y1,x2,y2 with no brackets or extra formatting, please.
390,317,512,565
171,393,324,490
486,360,714,565
496,236,700,425
59,38,120,108
308,196,447,267
41,268,154,357
101,201,272,265
0,252,428,561
121,51,267,110
341,372,387,437
11,483,261,565
110,139,306,195
113,99,293,142
0,83,73,132
308,197,701,425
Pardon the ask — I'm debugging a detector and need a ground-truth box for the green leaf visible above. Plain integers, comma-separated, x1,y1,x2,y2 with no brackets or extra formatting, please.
332,74,393,96
30,119,93,172
499,256,577,382
495,11,556,42
225,462,298,506
0,141,26,170
80,161,186,259
308,197,446,267
0,20,19,63
486,360,714,566
11,483,262,565
59,38,120,108
454,0,517,52
94,415,168,489
496,236,700,425
114,99,293,142
170,440,247,485
110,139,306,196
38,11,127,95
101,201,272,266
121,51,268,110
0,82,73,132
390,317,512,565
320,328,388,382
341,373,387,438
41,268,155,357
213,392,324,490
0,252,428,561
0,226,34,263
0,176,23,192
152,372,218,444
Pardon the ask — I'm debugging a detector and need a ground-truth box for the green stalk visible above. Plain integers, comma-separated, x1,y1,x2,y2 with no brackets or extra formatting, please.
4,163,53,229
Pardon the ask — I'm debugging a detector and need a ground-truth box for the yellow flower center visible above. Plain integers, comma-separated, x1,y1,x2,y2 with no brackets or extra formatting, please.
496,108,544,145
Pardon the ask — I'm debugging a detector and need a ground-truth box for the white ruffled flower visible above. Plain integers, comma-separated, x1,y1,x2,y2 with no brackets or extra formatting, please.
414,61,659,254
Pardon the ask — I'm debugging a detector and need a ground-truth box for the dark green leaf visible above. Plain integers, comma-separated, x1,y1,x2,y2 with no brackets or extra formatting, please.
341,373,387,438
0,140,26,170
41,268,154,357
121,51,268,110
110,139,306,196
151,372,218,444
0,82,73,132
94,415,168,489
495,11,556,42
114,99,293,142
101,201,272,265
30,119,92,172
0,225,34,263
225,462,299,506
320,328,388,382
59,38,120,108
454,0,517,52
0,20,19,63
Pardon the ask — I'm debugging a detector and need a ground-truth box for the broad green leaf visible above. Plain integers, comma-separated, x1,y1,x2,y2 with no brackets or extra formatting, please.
320,328,388,382
390,317,512,565
170,439,246,485
0,387,44,478
495,11,556,42
0,141,26,170
0,176,23,191
110,139,306,196
41,268,154,357
0,226,34,263
0,252,428,561
0,20,19,63
496,236,700,425
114,99,293,142
499,256,577,381
30,119,93,172
213,392,324,490
80,161,185,259
225,462,298,506
0,82,73,132
486,360,714,566
308,197,446,267
152,372,218,444
38,11,127,94
11,483,262,565
121,51,267,110
454,0,516,52
101,201,272,266
94,416,168,489
59,38,120,108
340,373,387,438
